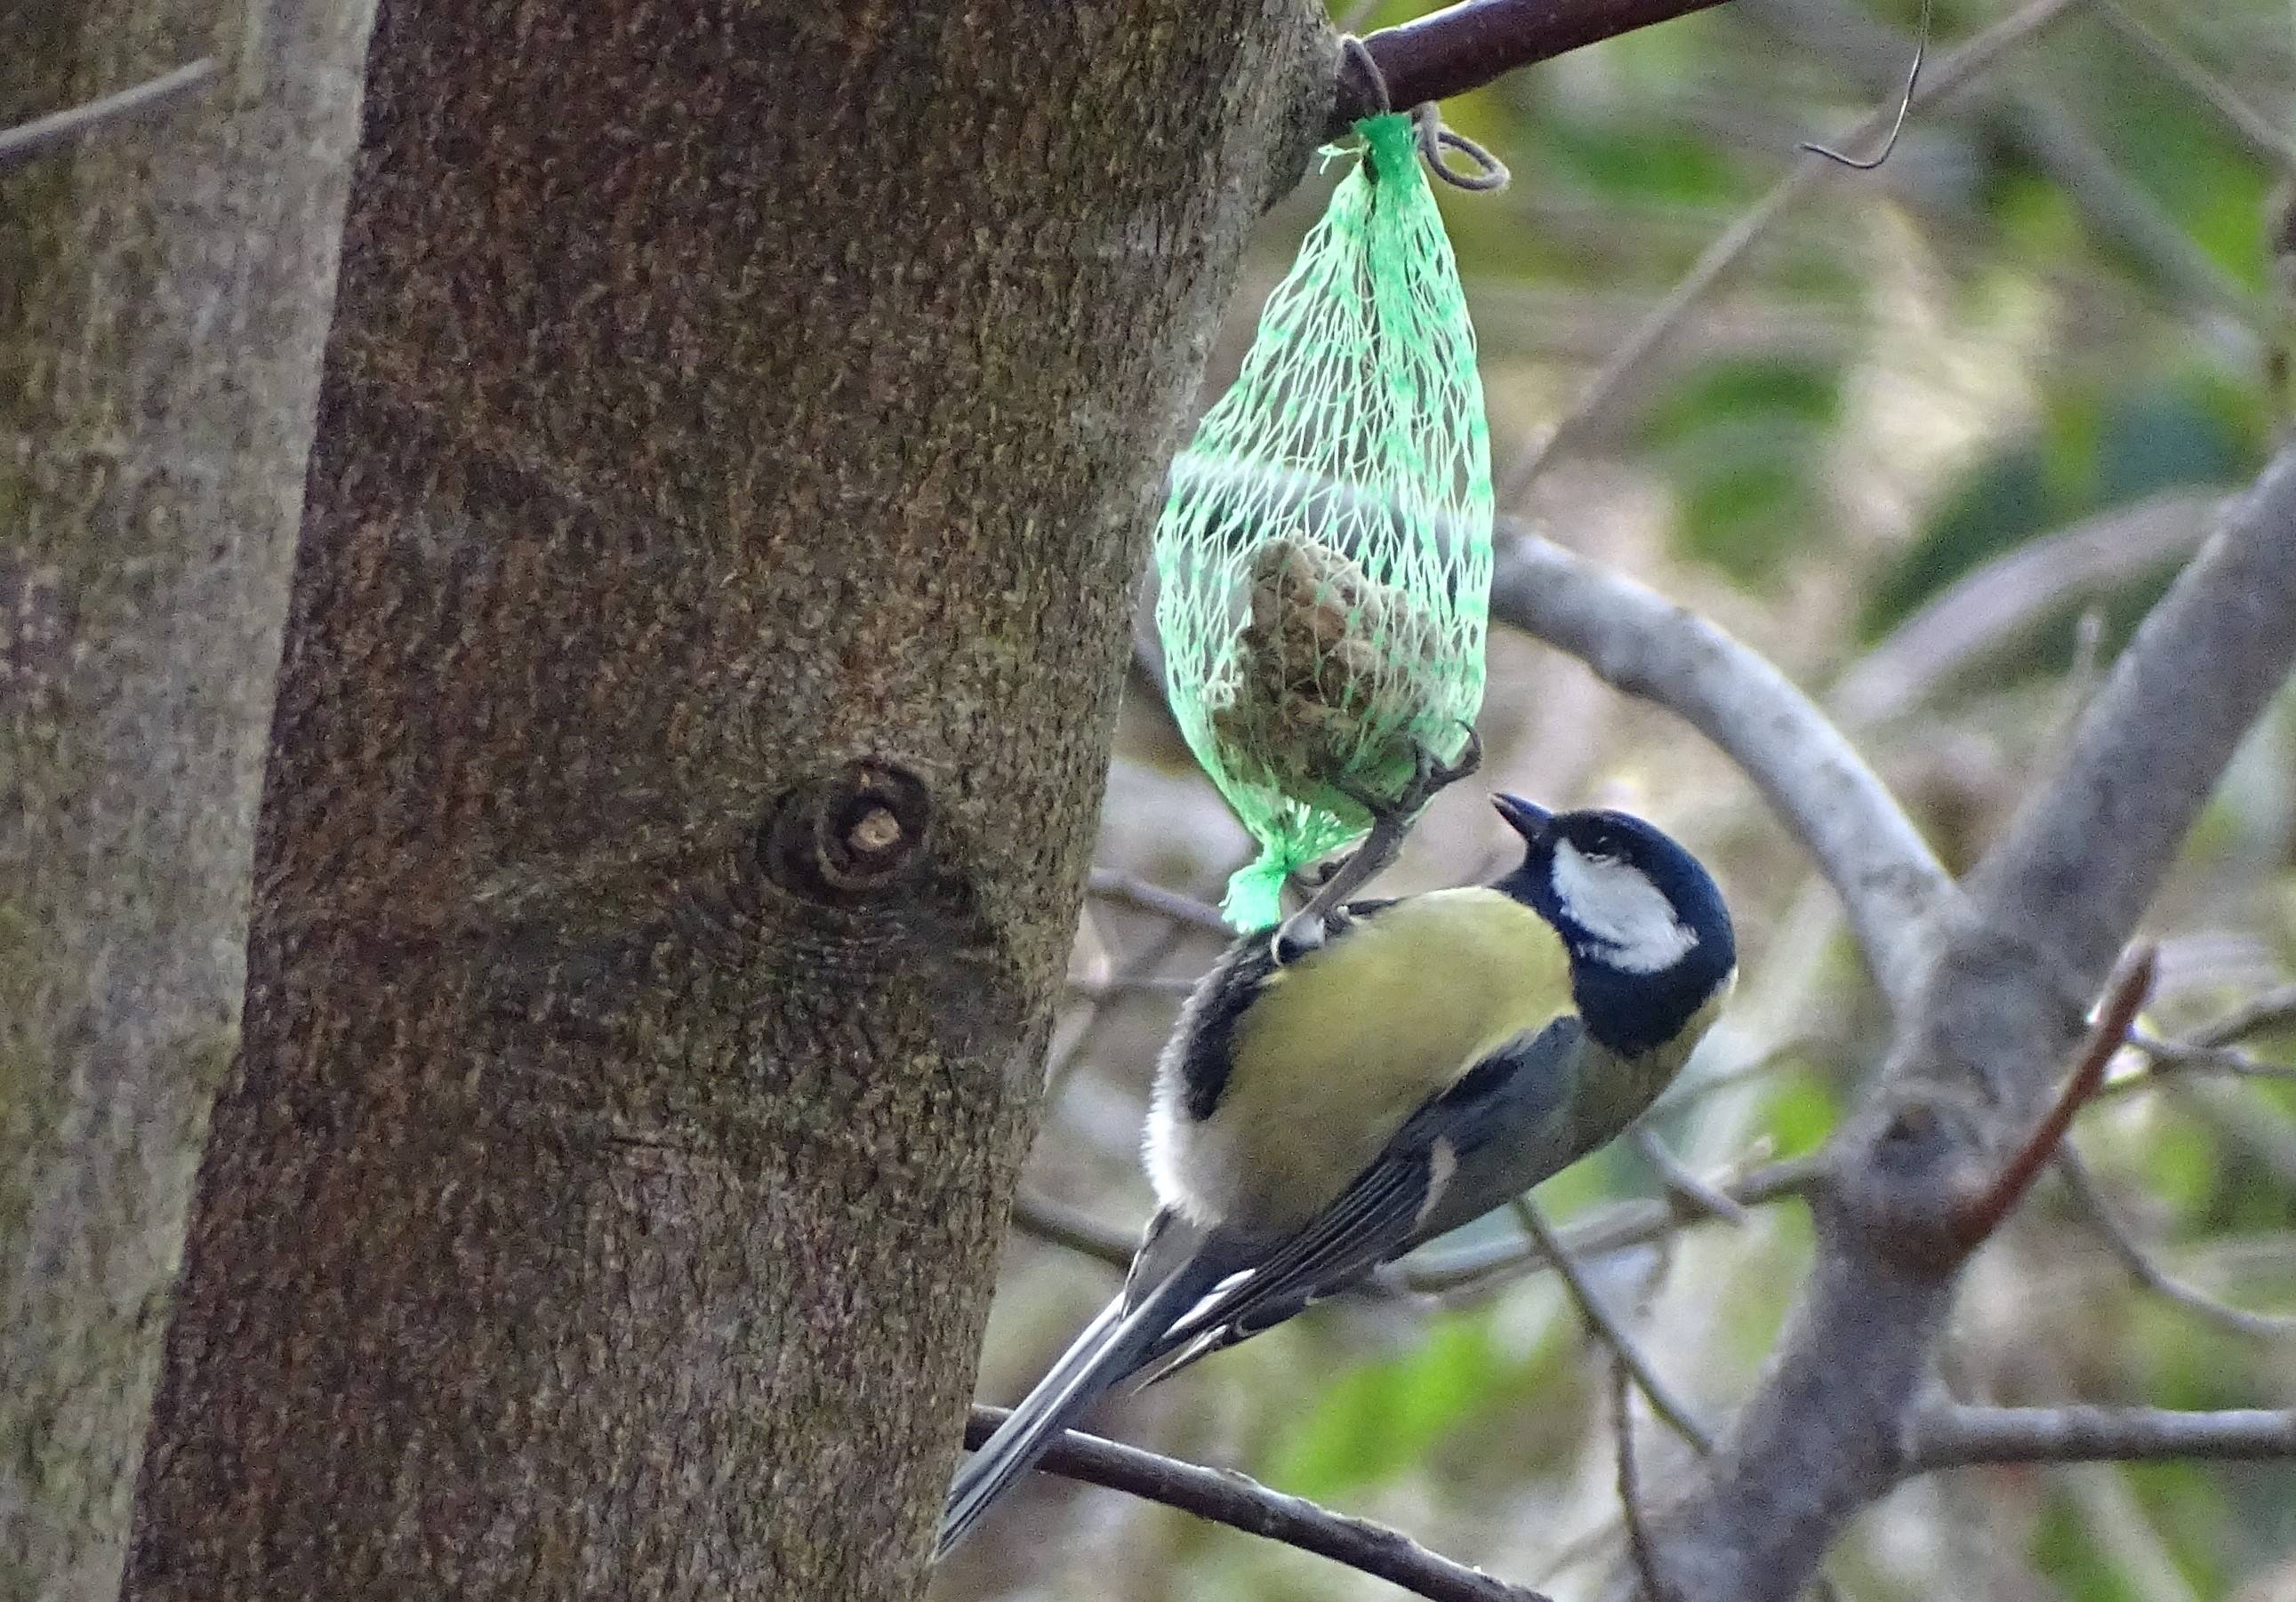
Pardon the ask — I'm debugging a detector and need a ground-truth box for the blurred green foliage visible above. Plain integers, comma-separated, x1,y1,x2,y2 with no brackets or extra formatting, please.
1858,372,2264,645
1269,1306,1551,1496
1642,355,1843,583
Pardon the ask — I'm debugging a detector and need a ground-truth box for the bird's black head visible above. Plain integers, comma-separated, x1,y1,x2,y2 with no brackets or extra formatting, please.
1489,794,1736,1056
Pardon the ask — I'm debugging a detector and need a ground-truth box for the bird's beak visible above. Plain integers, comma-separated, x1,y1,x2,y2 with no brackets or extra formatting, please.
1491,793,1553,842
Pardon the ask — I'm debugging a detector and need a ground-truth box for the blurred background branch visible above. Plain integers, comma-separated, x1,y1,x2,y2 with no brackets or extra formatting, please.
1499,0,2097,502
1908,1403,2296,1466
0,56,217,170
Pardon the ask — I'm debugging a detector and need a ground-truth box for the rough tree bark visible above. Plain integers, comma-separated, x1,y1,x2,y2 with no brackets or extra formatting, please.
124,4,1327,1599
1,4,376,1598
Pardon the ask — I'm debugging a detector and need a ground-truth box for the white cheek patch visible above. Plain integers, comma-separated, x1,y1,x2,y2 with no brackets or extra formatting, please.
1550,840,1699,973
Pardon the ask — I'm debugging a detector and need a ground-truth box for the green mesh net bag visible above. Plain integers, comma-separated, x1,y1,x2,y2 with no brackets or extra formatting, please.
1153,111,1494,931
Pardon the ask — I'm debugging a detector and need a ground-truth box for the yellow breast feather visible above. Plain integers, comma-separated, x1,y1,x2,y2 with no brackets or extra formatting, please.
1205,889,1573,1231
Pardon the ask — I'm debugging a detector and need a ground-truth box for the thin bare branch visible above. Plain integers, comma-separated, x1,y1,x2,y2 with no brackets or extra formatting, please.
1497,0,2091,501
1064,973,1199,1001
2053,1146,2296,1338
1497,177,1802,501
1634,1127,1748,1226
1832,492,2221,728
1490,524,1948,1005
2192,982,2296,1050
1402,1154,1824,1295
1085,869,1231,933
2090,0,2296,172
2099,979,2296,1101
0,58,218,171
1610,1358,1683,1602
1514,1197,1714,1452
2118,1028,2296,1085
1333,0,1735,135
962,1406,1553,1602
1048,917,1194,1101
1008,1191,1138,1273
1950,949,2155,1251
2011,87,2261,323
1907,1404,2296,1469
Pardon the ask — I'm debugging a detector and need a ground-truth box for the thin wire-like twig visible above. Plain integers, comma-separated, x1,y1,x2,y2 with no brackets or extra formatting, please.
0,57,218,171
2093,981,2296,1101
1405,1153,1825,1296
1513,1197,1714,1451
2052,1145,2296,1338
2192,982,2296,1050
1498,0,2091,505
1048,917,1195,1097
1801,0,1931,169
962,1406,1553,1602
2122,1029,2296,1082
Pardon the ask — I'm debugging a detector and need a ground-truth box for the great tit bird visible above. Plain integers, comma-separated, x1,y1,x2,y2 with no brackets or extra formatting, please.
938,792,1735,1558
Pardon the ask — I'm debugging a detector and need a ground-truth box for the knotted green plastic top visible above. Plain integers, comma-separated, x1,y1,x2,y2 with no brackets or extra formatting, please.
1153,113,1495,930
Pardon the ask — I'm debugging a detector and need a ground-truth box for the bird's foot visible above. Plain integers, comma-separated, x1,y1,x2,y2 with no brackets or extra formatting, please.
1269,724,1482,965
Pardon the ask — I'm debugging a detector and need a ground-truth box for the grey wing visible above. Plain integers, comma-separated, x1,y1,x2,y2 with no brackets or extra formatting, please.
1409,1013,1588,1242
1139,1016,1585,1385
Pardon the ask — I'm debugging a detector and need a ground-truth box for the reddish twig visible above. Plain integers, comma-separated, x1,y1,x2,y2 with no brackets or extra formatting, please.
1951,947,2156,1250
1330,0,1735,133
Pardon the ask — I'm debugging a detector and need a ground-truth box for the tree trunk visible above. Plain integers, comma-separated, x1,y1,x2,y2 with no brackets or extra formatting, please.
125,4,1327,1598
1,4,375,1598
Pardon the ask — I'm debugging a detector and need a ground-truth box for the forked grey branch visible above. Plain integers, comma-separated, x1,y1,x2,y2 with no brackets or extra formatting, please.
1637,444,2296,1602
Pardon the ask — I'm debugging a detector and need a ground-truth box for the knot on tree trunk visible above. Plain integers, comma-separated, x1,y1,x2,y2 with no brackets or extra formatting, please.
760,759,936,908
676,757,1001,987
1826,1085,1998,1273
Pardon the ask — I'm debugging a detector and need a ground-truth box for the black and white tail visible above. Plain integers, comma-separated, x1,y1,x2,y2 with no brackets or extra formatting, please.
936,1254,1223,1558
